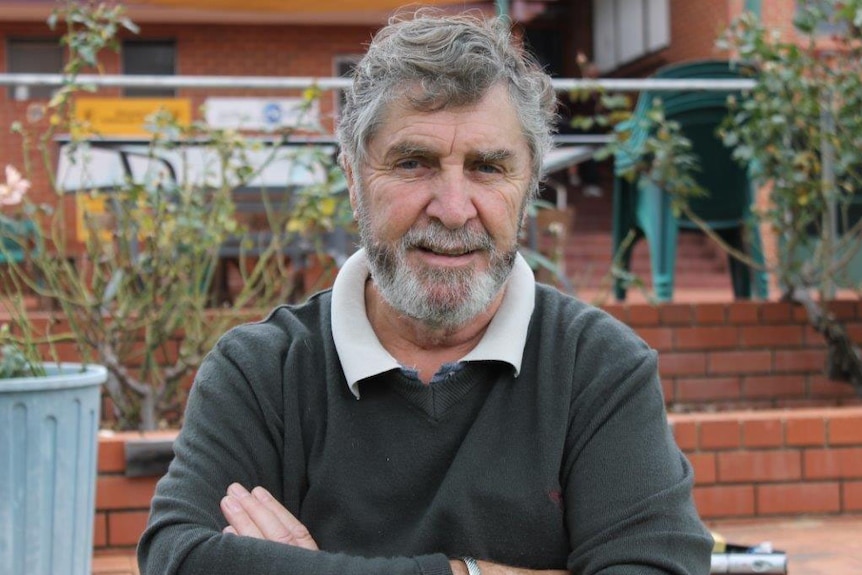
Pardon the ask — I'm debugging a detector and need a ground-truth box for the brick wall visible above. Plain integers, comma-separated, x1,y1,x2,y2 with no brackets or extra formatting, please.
85,299,862,553
603,300,862,411
95,431,175,551
93,408,862,552
672,407,862,520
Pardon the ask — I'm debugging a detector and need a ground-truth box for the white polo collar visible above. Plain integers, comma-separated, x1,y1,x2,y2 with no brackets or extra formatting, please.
331,249,535,399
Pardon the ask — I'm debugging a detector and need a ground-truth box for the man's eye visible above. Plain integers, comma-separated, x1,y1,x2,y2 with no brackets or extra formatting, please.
395,159,423,170
475,163,502,174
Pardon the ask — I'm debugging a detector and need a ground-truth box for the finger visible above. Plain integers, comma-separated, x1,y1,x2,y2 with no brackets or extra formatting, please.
220,483,319,549
223,525,238,536
220,492,265,539
251,486,319,550
225,483,286,541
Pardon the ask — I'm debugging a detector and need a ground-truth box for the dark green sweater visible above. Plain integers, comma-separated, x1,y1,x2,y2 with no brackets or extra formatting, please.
138,285,712,574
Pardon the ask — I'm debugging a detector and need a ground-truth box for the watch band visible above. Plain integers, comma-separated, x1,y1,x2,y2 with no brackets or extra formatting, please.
462,557,482,575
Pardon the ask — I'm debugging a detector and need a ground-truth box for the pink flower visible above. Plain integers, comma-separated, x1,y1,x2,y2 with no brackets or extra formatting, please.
0,165,30,206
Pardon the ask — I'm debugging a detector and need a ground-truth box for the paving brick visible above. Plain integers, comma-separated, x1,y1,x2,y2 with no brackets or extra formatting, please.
828,412,862,445
96,476,160,511
742,375,807,400
635,327,674,351
98,433,127,474
844,480,862,512
785,416,826,446
742,419,784,448
708,350,772,375
94,512,108,548
675,377,741,402
693,303,727,325
686,453,717,485
757,482,841,515
670,420,698,451
693,485,755,519
760,302,795,323
674,326,739,350
658,352,707,377
659,303,694,326
804,447,862,479
718,450,802,483
626,305,661,326
774,349,827,372
739,325,804,347
727,301,760,325
699,420,741,450
108,511,150,547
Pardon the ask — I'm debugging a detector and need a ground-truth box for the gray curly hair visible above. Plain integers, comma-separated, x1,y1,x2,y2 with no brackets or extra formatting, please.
336,8,557,199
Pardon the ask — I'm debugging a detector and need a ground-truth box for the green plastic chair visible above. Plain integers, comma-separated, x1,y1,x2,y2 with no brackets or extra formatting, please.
612,60,769,302
0,216,38,265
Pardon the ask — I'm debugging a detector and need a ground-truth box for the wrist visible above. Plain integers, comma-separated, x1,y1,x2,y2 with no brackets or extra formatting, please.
462,557,482,575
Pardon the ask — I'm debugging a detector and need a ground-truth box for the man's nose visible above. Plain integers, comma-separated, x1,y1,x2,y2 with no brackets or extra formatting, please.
425,170,478,229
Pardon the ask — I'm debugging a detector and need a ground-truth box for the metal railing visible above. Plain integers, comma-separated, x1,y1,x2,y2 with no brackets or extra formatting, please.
0,73,757,93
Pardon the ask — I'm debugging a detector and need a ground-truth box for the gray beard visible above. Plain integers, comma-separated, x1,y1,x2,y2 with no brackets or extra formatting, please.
359,218,517,330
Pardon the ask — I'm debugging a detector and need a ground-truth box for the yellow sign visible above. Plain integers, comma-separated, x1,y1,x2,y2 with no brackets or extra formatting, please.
76,193,115,244
74,98,192,136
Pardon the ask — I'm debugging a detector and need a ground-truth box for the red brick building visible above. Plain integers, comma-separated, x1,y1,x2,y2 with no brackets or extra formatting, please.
0,0,816,256
0,1,807,199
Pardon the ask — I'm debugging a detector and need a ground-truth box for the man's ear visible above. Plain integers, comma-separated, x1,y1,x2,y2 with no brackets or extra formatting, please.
343,161,359,213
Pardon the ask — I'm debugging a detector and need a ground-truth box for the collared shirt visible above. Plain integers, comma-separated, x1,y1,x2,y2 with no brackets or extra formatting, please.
331,249,536,399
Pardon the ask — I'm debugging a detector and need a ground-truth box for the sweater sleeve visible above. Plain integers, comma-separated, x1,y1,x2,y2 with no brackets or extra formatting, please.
137,323,452,575
561,311,713,575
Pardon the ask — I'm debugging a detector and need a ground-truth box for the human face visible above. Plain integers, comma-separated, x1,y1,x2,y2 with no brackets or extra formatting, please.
348,84,533,329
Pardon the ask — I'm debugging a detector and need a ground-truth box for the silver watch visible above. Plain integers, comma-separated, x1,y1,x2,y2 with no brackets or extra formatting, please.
462,557,482,575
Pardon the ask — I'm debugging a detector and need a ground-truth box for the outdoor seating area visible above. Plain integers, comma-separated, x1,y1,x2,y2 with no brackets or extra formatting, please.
4,2,862,574
611,60,769,303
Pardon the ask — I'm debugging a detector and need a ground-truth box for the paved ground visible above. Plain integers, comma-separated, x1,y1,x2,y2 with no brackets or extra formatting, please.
94,514,862,574
709,515,862,574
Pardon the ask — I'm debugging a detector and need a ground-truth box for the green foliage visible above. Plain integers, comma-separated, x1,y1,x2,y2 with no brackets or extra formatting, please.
718,0,862,293
617,101,708,215
0,1,350,429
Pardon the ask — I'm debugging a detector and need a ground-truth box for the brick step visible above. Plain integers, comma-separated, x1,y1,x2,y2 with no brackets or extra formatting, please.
560,244,726,262
565,255,727,275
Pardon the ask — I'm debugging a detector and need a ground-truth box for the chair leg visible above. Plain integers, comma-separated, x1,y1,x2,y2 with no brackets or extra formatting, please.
746,222,770,298
613,233,638,301
639,181,678,302
612,177,637,301
721,228,753,299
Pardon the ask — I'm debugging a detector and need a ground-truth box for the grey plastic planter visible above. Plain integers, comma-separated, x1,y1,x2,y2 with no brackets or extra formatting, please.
0,363,107,575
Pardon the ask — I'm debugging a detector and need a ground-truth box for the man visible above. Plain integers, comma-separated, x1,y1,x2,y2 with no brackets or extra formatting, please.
138,9,713,575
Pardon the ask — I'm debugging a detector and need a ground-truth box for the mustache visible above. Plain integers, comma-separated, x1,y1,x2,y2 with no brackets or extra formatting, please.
401,222,495,254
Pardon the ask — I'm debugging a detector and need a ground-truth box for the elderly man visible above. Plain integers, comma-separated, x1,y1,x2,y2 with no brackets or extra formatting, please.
138,9,713,575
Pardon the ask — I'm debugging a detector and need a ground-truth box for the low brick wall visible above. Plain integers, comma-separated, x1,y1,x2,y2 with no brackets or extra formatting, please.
24,299,862,551
95,431,176,551
670,406,862,521
93,406,862,552
603,300,862,410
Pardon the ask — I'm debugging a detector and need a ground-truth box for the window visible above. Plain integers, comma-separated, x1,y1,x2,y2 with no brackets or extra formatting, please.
6,39,63,100
122,40,176,97
796,1,846,35
333,55,361,124
592,0,670,73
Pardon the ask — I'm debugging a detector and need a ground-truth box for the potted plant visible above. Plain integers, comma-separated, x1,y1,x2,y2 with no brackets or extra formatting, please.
1,167,109,575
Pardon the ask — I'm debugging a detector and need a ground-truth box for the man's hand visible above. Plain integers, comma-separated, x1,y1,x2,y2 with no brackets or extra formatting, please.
221,483,568,574
449,559,569,575
220,483,318,550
